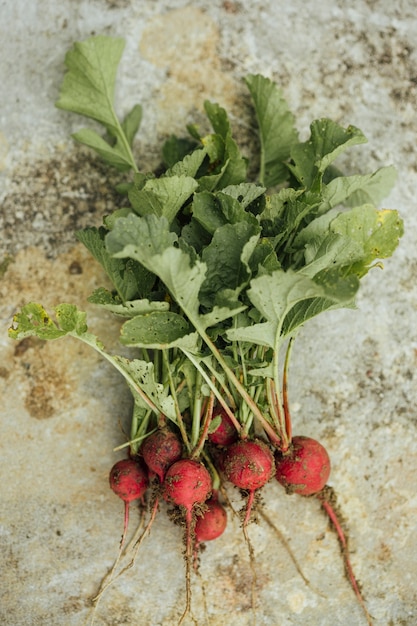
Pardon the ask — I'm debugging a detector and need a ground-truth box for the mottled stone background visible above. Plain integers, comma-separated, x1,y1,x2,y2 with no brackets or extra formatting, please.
1,2,416,625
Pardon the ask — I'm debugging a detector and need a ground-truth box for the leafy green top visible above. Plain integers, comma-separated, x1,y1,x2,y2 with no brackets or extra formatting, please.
9,35,404,451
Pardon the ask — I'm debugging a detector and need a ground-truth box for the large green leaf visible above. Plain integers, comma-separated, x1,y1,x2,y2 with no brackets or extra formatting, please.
76,227,155,301
120,311,193,348
56,36,125,130
319,166,397,213
200,222,260,307
105,214,245,332
56,36,138,171
289,119,367,190
128,175,198,224
294,204,404,277
245,74,299,188
227,267,354,347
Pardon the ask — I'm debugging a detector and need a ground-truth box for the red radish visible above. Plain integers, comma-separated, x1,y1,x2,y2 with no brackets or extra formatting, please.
223,438,274,613
223,439,275,526
195,492,227,543
109,459,148,548
275,435,331,496
163,459,212,509
208,406,239,447
142,428,183,482
109,458,148,503
194,491,227,571
162,459,212,625
95,458,149,604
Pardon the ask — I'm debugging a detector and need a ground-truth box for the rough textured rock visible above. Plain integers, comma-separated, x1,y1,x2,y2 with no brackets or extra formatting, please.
1,2,417,625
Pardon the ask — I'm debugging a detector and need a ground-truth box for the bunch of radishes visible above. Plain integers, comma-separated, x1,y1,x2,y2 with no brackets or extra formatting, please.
107,399,363,626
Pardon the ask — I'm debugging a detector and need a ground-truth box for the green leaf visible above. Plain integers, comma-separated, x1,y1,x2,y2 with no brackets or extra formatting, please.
191,189,259,238
180,218,212,253
196,102,247,190
204,100,232,139
329,205,404,276
200,222,260,307
87,287,169,317
55,303,89,334
71,128,134,171
106,214,245,332
56,35,137,171
8,302,105,349
302,232,363,275
221,183,266,209
295,204,404,278
76,227,155,301
121,104,143,147
56,36,125,130
227,268,351,347
192,192,227,234
120,311,194,348
9,303,71,341
106,213,177,258
319,166,397,213
245,74,299,188
128,175,198,224
113,358,177,420
259,188,316,250
280,292,357,338
166,147,207,178
162,135,199,169
289,119,367,190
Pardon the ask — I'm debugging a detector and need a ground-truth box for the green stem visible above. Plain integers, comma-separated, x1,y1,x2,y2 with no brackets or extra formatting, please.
195,330,282,447
181,349,243,437
191,385,214,460
203,357,236,409
282,337,295,448
201,449,221,491
266,378,285,442
115,119,139,173
74,332,161,416
162,350,190,451
191,371,203,449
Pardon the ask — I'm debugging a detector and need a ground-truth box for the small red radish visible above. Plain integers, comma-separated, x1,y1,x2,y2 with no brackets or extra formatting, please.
195,492,227,543
92,459,148,604
162,459,212,510
194,491,227,571
208,406,239,447
162,459,212,625
275,435,331,496
109,458,148,503
223,438,274,611
223,439,275,526
142,428,183,482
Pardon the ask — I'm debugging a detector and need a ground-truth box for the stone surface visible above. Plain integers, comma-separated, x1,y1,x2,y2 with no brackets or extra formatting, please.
1,1,417,625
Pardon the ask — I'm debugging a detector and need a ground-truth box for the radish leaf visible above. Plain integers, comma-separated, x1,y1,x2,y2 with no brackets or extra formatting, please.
56,36,138,171
128,175,198,224
319,166,397,213
289,119,367,191
245,74,298,188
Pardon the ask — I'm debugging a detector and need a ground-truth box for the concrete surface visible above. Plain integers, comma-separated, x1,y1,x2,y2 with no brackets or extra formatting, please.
1,1,417,625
